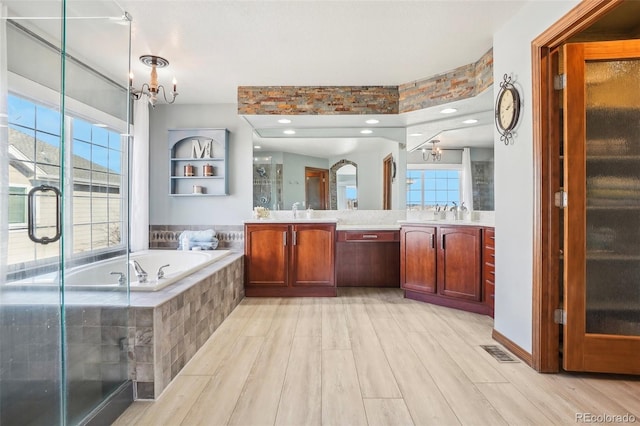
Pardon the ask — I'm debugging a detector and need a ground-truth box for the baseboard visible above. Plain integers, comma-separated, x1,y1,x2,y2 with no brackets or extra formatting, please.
492,329,533,366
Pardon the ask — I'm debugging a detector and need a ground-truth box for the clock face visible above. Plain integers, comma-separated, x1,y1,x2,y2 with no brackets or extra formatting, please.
498,88,516,130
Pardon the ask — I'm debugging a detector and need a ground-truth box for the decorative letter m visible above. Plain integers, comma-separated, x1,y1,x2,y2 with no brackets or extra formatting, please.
191,138,213,158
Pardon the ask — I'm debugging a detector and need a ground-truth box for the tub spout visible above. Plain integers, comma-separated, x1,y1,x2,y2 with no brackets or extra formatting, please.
130,260,148,283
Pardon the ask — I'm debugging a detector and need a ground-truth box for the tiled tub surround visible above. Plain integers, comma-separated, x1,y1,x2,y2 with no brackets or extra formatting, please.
1,253,244,404
130,252,244,399
149,225,244,251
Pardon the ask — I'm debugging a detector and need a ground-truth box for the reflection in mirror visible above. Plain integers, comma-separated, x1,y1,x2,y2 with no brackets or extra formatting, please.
331,161,357,210
253,155,283,209
405,147,494,210
252,136,404,210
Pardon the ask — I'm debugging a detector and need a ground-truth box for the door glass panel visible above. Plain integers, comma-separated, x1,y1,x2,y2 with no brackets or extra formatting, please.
585,59,640,336
63,3,130,423
306,175,323,209
2,7,65,426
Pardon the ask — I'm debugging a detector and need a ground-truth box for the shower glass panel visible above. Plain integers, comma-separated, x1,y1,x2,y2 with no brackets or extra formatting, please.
1,1,132,424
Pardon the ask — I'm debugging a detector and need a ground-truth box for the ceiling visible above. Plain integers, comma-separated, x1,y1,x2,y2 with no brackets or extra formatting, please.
5,0,532,151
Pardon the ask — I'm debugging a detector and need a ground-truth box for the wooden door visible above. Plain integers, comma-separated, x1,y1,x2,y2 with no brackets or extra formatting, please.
563,40,640,374
244,224,289,287
437,226,481,301
400,226,437,294
305,167,329,210
290,224,335,287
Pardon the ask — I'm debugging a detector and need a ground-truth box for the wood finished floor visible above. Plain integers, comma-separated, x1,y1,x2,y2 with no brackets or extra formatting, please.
114,288,640,426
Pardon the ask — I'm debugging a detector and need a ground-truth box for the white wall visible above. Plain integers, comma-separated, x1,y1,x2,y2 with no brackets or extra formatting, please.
492,0,579,353
149,103,253,225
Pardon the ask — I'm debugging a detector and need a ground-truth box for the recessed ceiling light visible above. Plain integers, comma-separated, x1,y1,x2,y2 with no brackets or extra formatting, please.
360,129,373,134
440,108,457,114
462,119,478,124
278,118,291,124
283,129,296,135
94,123,108,128
254,145,261,149
365,119,379,124
409,132,423,137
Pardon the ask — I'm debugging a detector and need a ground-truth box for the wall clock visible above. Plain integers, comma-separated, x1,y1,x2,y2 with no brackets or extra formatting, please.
495,74,521,145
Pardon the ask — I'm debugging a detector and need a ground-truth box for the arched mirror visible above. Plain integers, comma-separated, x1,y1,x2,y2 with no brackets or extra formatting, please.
330,160,358,209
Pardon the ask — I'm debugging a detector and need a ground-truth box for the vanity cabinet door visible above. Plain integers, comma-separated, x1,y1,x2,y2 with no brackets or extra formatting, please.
245,224,289,287
400,226,437,294
290,224,335,287
437,226,482,301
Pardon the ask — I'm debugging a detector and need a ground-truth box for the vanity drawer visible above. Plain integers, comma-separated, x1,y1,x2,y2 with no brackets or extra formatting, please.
484,227,495,248
338,230,400,242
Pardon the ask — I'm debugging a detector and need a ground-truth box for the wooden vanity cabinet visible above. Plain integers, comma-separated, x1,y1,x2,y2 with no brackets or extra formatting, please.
336,230,400,287
438,226,482,301
244,222,336,297
400,224,492,316
400,226,437,294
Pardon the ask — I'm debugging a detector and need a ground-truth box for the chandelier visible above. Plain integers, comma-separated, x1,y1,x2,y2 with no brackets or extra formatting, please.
422,140,442,162
130,55,178,107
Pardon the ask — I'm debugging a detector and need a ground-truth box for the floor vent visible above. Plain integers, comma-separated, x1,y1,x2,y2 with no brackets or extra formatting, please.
480,345,519,363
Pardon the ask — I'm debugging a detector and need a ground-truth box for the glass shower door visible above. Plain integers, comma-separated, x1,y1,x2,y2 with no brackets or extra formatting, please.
1,1,132,424
63,2,131,423
1,3,66,424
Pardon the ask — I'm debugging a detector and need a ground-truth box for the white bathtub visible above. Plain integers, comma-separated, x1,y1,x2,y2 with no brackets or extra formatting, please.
10,250,231,292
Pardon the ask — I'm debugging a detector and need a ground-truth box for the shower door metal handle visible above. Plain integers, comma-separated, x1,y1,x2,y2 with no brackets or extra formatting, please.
27,184,62,245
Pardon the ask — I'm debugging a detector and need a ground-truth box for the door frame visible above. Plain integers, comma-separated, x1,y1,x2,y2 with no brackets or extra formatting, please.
383,154,394,210
532,0,625,372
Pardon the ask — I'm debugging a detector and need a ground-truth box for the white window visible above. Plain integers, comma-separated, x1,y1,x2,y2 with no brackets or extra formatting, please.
407,168,461,209
7,94,125,268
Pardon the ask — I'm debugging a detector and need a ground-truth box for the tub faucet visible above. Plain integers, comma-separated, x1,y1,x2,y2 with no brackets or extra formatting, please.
130,260,148,283
157,264,170,280
110,271,126,286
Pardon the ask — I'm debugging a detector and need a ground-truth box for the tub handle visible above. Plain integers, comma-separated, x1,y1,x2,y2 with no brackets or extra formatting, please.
157,264,170,280
110,272,126,286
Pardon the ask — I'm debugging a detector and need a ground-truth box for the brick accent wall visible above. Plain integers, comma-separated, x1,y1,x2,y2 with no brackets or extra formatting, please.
238,86,399,115
237,49,493,116
398,48,493,113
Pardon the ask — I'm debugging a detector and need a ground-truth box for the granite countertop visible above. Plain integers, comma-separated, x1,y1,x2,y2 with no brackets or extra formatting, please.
244,218,339,224
398,219,495,228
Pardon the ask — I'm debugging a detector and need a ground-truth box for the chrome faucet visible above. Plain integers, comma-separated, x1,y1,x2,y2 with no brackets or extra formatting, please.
157,264,170,280
292,202,301,219
110,271,126,286
129,259,148,283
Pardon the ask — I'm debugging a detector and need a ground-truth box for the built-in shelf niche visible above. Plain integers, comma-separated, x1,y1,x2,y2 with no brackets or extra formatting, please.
168,128,229,196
